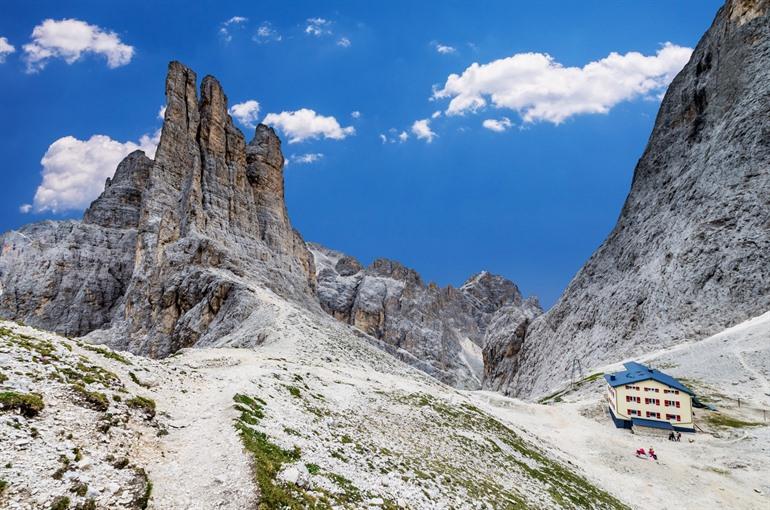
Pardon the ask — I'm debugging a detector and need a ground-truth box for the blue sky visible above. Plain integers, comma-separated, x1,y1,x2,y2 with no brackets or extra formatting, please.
0,1,723,308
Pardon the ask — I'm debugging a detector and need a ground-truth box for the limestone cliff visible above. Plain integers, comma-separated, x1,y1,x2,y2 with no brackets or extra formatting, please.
486,0,770,397
0,62,317,357
310,243,541,388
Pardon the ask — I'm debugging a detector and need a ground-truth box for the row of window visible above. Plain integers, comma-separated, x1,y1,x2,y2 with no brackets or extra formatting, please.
624,385,679,394
627,409,682,421
625,396,682,408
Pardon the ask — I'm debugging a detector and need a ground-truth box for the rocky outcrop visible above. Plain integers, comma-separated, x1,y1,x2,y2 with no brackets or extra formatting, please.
310,244,541,388
487,0,770,398
481,298,542,392
0,61,317,357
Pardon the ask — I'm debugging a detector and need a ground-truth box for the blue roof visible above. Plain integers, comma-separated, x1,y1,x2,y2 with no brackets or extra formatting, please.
604,361,694,395
631,417,674,430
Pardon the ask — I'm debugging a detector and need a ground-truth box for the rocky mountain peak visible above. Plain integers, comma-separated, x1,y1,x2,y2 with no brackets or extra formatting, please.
484,1,770,398
309,243,541,388
0,61,317,357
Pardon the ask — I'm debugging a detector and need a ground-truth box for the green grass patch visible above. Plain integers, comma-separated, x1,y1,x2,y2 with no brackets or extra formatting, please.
127,396,156,419
0,391,44,417
71,384,109,412
233,393,316,509
129,371,151,388
50,496,70,509
707,413,763,429
80,344,132,365
286,385,301,398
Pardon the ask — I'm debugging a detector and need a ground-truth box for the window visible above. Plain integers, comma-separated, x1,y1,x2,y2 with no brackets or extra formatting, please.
646,411,660,419
666,414,682,422
628,409,640,416
676,401,681,408
626,396,640,403
665,400,676,407
664,389,681,395
645,398,660,405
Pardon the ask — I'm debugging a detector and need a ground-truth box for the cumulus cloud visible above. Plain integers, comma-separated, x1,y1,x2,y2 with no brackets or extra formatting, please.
19,204,32,214
435,43,456,54
482,117,513,132
398,131,409,142
431,110,442,119
289,153,324,165
229,100,261,128
263,108,355,143
31,131,160,213
0,37,15,63
254,22,281,43
351,111,361,119
219,16,248,42
157,105,167,120
23,18,134,72
411,119,437,143
306,18,332,36
337,37,351,48
433,42,692,124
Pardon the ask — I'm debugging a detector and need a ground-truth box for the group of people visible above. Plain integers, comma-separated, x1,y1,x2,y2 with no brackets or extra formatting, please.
635,447,658,460
668,431,682,442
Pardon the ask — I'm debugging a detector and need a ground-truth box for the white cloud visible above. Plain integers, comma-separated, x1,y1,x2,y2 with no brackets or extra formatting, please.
263,108,355,143
0,37,15,63
157,105,167,120
19,204,32,214
254,22,282,43
337,37,351,48
398,131,409,142
433,42,692,124
31,130,160,213
411,119,437,143
229,100,261,129
379,134,388,144
23,18,134,72
219,16,248,42
289,153,324,165
435,43,456,55
306,18,332,37
431,110,442,119
482,117,513,132
351,110,361,119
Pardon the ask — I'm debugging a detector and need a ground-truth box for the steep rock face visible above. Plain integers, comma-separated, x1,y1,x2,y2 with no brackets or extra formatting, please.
481,298,543,392
490,0,770,398
0,61,317,357
116,63,316,356
310,243,541,388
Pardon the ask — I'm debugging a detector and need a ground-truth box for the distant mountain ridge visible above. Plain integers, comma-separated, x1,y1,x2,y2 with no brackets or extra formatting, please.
310,243,540,388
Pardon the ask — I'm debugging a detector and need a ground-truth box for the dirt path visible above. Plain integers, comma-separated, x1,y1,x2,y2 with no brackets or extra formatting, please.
138,353,260,510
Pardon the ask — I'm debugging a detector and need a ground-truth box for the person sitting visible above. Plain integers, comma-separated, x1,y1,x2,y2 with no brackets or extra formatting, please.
636,448,647,458
649,447,657,460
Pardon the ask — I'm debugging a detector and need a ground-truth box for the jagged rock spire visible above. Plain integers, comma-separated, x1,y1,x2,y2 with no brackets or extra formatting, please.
0,61,317,357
